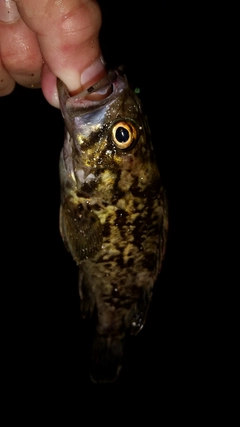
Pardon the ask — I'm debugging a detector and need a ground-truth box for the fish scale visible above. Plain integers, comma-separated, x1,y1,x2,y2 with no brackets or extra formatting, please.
58,68,168,383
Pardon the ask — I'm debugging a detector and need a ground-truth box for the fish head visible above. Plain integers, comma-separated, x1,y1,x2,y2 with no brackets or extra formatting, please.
57,69,154,179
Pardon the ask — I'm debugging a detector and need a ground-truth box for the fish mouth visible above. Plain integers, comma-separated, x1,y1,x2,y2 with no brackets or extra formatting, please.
57,67,127,116
70,68,121,102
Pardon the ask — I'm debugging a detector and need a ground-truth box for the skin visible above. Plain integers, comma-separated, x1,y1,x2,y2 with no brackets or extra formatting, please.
0,0,105,107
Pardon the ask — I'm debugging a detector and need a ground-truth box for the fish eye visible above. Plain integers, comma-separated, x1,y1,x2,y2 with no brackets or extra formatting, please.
111,121,138,150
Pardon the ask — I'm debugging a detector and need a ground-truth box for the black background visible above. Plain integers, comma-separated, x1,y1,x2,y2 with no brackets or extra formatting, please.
0,0,210,415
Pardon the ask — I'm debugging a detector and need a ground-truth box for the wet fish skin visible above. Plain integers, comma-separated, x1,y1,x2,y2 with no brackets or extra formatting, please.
58,69,168,383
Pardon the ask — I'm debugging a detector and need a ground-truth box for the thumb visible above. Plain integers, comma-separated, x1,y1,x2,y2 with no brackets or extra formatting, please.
14,0,106,104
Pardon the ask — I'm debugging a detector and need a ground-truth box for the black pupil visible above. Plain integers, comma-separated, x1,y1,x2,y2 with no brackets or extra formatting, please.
116,126,129,143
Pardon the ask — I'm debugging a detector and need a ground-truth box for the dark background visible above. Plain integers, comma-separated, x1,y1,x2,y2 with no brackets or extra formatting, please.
0,0,209,414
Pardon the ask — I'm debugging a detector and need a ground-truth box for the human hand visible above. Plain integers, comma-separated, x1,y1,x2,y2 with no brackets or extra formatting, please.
0,0,105,107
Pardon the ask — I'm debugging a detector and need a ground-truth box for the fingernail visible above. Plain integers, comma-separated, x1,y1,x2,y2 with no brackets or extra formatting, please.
81,56,106,89
57,56,106,96
0,0,19,23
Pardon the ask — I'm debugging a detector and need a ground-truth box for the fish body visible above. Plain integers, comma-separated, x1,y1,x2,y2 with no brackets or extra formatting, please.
58,69,168,383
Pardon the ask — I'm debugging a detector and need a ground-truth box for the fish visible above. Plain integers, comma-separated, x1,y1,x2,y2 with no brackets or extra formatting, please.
57,68,168,383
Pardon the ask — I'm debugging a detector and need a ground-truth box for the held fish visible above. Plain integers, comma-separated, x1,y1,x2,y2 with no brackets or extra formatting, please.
57,69,168,383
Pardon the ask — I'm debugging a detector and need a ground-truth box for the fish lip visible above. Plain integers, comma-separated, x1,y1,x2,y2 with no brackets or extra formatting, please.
57,67,127,114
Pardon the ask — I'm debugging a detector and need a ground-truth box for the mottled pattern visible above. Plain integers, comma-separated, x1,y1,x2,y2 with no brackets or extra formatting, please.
58,70,168,383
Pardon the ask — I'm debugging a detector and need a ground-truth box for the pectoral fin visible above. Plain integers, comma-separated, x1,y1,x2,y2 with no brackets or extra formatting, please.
60,202,102,264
